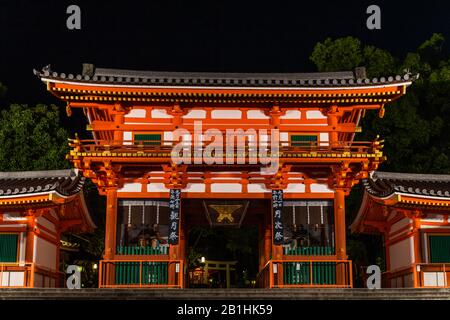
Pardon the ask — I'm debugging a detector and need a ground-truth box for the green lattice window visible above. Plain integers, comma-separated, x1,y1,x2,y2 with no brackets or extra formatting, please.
291,135,318,147
134,134,161,146
0,234,18,263
429,235,450,263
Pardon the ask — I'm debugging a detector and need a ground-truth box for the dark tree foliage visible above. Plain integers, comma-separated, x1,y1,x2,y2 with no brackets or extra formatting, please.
311,34,450,278
311,34,450,175
0,104,70,171
0,103,104,287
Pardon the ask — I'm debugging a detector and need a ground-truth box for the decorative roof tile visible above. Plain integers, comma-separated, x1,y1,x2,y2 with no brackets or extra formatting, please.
33,64,419,88
363,171,450,199
0,169,85,197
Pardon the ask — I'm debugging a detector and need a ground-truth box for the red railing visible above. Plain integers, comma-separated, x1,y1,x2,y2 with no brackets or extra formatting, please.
0,263,61,288
0,263,34,287
415,263,450,288
257,259,353,288
384,263,450,288
99,259,184,288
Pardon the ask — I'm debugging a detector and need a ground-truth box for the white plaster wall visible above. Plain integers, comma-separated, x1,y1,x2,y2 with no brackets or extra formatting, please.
19,232,26,264
36,217,56,233
306,110,327,119
2,213,27,221
123,131,132,145
125,109,146,118
280,132,289,141
211,110,242,119
1,272,24,287
151,109,172,118
164,131,173,142
183,110,207,119
310,183,334,193
421,225,450,229
285,183,306,193
423,272,445,287
389,237,415,270
421,214,444,223
280,132,289,146
185,183,206,193
211,178,242,183
319,132,329,142
146,183,168,192
247,184,269,193
118,183,142,193
33,237,57,271
211,183,242,193
280,110,301,119
247,110,269,119
390,218,412,234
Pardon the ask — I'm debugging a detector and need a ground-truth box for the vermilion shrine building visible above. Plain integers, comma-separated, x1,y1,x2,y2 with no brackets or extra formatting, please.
0,169,95,287
35,65,415,288
351,171,450,288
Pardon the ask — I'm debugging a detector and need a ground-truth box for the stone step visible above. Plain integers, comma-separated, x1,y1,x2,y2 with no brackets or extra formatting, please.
0,288,450,300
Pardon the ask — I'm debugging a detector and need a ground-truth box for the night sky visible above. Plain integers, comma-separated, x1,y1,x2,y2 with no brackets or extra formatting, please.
1,0,449,108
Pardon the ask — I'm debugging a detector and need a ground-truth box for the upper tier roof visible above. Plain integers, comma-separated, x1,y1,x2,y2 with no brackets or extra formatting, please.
0,169,85,197
363,171,450,199
33,64,418,88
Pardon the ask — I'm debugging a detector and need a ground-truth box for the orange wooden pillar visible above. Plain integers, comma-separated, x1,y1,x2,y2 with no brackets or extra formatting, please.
178,206,186,288
412,214,422,288
264,215,272,287
327,106,339,147
258,221,263,269
55,229,61,287
113,105,124,143
104,188,118,260
104,188,117,286
168,248,178,286
384,231,391,288
264,208,272,265
25,210,36,287
334,189,348,285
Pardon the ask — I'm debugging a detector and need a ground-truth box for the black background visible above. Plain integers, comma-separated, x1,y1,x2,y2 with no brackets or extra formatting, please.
1,0,449,105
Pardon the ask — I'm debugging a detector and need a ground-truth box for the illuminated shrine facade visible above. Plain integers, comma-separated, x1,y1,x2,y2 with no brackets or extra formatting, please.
351,171,450,288
35,65,415,288
0,169,95,287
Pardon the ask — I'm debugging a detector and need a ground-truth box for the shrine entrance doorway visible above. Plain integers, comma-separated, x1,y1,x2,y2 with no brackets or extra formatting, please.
183,199,271,288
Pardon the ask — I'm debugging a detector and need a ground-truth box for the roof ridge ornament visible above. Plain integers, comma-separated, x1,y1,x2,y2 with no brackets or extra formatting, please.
354,67,367,79
82,63,95,77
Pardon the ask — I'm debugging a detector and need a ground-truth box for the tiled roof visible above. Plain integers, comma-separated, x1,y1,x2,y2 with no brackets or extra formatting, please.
0,169,85,197
33,64,418,88
363,171,450,198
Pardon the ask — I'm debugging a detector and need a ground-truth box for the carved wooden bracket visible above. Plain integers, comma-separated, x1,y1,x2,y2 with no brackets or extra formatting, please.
162,163,188,189
265,163,291,190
